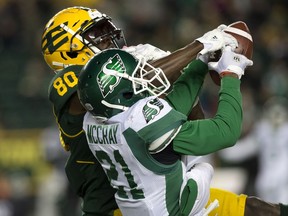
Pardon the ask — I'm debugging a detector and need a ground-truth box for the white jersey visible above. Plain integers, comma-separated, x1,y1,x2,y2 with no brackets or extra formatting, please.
83,96,187,216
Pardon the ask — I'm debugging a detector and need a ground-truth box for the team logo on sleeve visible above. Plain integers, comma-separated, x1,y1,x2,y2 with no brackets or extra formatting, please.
142,98,164,123
97,54,125,98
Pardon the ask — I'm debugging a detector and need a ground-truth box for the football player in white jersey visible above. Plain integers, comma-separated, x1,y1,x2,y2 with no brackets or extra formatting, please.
78,48,253,215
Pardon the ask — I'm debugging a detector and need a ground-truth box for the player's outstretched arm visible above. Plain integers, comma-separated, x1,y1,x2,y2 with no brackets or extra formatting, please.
150,25,238,120
173,47,253,155
150,24,237,83
150,41,203,83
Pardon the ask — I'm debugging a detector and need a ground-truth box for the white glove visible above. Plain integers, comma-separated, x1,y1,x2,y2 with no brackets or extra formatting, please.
208,46,253,79
122,44,170,61
196,25,238,63
217,24,228,31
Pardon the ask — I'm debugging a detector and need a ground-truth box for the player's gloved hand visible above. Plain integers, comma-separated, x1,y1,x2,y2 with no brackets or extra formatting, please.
122,44,170,61
208,46,253,79
196,25,238,63
217,24,228,31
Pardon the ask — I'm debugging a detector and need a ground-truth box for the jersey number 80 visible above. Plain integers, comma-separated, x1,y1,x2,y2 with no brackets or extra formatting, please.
53,71,78,96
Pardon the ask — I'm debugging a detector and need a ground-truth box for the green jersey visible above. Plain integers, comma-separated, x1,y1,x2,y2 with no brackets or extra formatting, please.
48,65,118,216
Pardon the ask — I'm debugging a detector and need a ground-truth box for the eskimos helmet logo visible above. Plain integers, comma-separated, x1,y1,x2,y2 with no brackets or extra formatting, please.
41,21,68,54
97,54,125,98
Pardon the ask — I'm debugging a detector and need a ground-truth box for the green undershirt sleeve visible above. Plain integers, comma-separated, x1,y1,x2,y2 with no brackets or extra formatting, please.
173,76,242,155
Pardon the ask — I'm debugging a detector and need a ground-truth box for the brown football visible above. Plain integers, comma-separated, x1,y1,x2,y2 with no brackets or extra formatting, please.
209,21,253,85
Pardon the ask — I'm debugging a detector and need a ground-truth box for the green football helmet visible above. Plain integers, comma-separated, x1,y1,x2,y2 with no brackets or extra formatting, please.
77,49,170,120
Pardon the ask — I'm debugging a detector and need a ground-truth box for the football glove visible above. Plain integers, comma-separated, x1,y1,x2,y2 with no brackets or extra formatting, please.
208,46,253,79
122,44,170,61
196,25,238,63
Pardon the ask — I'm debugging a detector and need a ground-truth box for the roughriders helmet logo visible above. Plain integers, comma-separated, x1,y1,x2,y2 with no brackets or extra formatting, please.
97,54,126,98
142,98,164,123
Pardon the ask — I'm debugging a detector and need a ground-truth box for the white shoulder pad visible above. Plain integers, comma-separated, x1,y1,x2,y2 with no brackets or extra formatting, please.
149,126,182,154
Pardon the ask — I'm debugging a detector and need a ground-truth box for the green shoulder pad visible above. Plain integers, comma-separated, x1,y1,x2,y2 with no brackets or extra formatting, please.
48,65,83,114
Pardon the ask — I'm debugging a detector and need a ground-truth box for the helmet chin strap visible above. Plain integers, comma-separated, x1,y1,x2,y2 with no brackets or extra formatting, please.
101,100,129,112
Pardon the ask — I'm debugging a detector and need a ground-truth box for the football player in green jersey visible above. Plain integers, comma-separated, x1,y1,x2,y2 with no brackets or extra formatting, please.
43,7,124,215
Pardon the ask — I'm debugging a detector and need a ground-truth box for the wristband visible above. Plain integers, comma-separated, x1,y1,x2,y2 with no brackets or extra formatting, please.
220,71,239,79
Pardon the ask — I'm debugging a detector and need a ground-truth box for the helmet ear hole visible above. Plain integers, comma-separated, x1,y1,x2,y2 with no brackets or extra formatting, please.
66,52,78,58
123,92,133,99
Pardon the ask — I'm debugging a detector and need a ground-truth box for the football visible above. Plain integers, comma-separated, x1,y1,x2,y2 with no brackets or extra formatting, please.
209,21,253,85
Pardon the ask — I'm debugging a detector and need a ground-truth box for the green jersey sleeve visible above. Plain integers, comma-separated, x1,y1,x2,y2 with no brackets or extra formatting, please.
173,76,242,155
165,59,208,115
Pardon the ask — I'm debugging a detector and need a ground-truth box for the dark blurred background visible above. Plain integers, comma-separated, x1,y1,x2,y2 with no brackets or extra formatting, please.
0,0,287,215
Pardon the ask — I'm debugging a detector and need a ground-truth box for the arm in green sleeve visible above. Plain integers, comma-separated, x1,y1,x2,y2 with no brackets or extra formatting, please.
173,76,242,155
165,59,208,116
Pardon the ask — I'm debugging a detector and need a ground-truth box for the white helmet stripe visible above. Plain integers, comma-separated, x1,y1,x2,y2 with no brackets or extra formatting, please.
101,100,128,111
88,9,103,19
